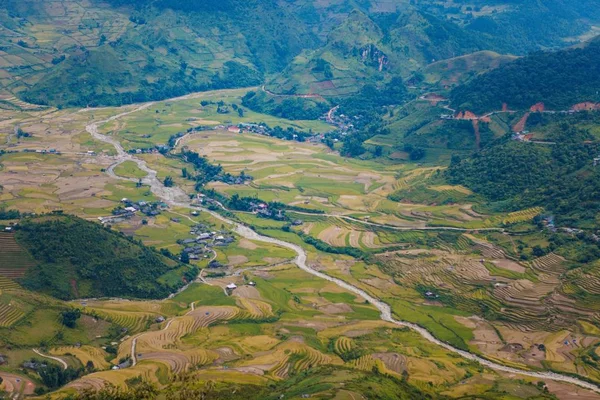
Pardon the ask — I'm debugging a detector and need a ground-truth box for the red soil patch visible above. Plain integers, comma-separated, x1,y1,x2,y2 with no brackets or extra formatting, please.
472,120,481,150
512,112,530,132
70,279,80,298
571,102,600,111
423,93,447,106
455,111,478,120
530,102,545,112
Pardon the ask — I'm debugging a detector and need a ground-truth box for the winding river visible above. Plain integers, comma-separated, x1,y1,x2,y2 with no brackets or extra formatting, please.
86,105,600,393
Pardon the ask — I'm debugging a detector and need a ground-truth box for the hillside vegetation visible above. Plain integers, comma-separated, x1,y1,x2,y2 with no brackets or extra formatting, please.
447,125,600,228
450,38,600,113
15,215,197,300
2,0,599,107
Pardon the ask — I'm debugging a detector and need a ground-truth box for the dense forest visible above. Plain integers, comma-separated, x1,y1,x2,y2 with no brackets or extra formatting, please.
450,38,600,113
16,215,197,300
242,91,330,121
446,125,600,228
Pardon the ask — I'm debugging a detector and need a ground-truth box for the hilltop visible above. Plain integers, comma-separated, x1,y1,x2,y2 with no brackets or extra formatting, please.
13,215,197,300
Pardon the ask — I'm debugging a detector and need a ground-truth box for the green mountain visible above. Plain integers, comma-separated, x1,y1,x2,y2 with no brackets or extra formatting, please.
450,37,600,113
2,0,599,108
265,9,493,96
446,114,600,230
0,0,320,107
14,215,197,300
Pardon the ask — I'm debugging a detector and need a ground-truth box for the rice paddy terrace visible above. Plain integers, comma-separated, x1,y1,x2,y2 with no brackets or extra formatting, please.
2,89,600,398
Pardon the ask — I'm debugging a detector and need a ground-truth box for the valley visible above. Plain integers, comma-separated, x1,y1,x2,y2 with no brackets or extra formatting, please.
2,85,600,398
1,1,600,399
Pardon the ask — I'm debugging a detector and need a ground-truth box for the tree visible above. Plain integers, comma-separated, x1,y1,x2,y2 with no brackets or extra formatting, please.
180,252,189,264
181,168,188,178
237,108,244,117
163,176,174,187
85,361,95,373
532,245,546,257
61,309,81,328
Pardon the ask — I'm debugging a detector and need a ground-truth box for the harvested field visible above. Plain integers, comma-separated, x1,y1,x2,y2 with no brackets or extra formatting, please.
0,373,35,397
51,346,111,370
491,259,526,273
372,353,407,374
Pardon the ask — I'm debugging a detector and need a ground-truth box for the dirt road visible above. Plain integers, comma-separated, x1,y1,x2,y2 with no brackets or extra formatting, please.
33,349,68,370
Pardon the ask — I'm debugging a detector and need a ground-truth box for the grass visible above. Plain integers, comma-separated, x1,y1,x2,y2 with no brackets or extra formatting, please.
171,284,236,307
113,161,147,179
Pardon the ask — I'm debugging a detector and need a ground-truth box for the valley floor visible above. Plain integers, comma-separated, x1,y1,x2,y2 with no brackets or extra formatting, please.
1,90,600,399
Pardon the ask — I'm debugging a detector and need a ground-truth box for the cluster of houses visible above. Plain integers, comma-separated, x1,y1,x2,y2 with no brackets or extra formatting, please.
178,224,235,260
98,199,168,224
126,146,169,155
512,131,533,142
117,199,167,217
321,107,356,135
225,281,256,294
254,203,286,220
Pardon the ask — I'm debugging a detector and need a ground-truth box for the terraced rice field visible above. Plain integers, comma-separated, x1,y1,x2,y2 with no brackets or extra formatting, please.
51,346,111,370
84,309,153,334
0,276,20,290
0,232,35,279
131,306,239,374
0,302,25,327
483,207,544,227
334,337,355,354
346,354,386,373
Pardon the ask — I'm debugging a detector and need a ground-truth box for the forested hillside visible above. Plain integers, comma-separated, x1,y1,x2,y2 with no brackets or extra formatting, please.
450,38,600,113
1,0,599,108
15,215,197,300
446,124,600,228
0,0,321,107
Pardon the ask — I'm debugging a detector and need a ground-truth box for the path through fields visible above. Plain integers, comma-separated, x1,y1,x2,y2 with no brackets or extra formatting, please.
33,349,68,370
85,105,600,393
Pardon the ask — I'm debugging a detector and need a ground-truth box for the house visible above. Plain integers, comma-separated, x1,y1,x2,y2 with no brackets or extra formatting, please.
191,211,199,216
4,227,12,232
121,198,129,203
248,281,256,287
155,316,165,323
197,233,212,240
226,283,237,290
124,207,137,213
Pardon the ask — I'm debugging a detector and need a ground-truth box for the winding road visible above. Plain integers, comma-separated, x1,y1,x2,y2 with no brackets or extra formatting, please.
85,105,600,393
33,349,68,370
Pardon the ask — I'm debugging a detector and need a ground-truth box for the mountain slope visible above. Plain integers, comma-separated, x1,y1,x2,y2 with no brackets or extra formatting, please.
14,215,197,300
266,9,493,96
446,121,600,229
450,38,600,113
0,0,319,107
